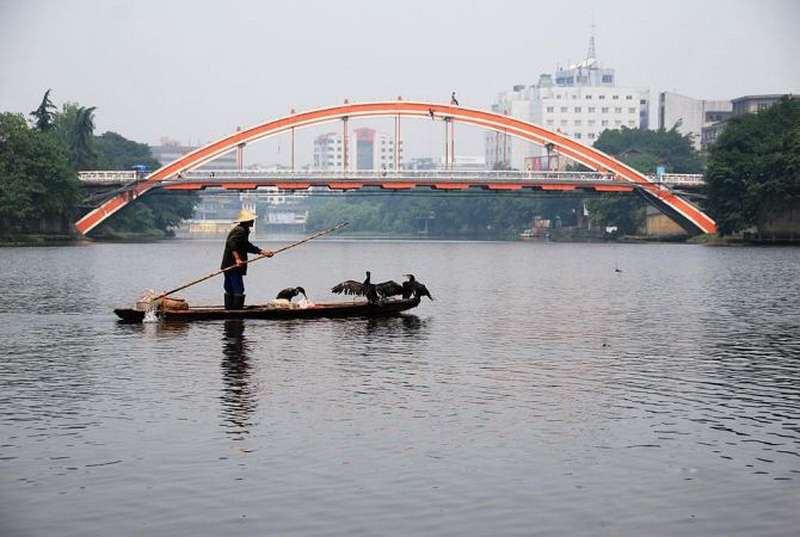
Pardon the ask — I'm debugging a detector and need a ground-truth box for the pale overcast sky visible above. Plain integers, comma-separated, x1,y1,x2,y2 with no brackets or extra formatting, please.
1,0,799,165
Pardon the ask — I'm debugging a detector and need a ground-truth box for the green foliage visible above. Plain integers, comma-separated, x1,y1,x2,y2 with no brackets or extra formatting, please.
704,97,800,235
594,126,703,174
53,102,98,170
30,89,56,132
306,192,586,237
0,113,79,234
94,131,161,171
586,194,646,235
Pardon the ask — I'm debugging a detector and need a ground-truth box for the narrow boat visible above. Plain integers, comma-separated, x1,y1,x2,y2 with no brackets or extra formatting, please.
114,297,421,323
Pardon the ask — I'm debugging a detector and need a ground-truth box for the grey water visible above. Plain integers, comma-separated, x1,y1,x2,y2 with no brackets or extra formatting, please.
1,239,798,537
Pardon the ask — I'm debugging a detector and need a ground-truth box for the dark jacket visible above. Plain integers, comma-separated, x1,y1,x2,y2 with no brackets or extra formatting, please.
220,224,261,275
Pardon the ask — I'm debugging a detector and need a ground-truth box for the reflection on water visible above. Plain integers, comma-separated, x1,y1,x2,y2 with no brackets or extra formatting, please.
220,320,256,439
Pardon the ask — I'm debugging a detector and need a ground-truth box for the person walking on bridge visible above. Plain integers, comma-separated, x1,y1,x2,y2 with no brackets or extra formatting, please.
221,209,273,309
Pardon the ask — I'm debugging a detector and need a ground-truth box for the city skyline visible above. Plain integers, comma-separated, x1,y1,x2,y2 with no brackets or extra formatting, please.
2,0,799,166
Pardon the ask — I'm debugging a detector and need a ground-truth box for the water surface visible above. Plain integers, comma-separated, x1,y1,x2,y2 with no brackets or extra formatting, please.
1,240,798,536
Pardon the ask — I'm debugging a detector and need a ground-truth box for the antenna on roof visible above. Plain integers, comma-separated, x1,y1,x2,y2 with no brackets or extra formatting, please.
587,18,597,61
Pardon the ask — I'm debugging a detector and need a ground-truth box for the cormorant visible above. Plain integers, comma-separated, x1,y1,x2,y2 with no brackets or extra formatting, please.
375,280,403,299
450,92,459,106
402,274,434,300
276,286,307,301
331,271,379,303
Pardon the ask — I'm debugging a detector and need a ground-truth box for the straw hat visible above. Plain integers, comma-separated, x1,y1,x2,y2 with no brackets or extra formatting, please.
233,209,257,223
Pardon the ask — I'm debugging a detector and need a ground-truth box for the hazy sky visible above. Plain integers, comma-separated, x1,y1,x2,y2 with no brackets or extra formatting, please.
2,0,799,165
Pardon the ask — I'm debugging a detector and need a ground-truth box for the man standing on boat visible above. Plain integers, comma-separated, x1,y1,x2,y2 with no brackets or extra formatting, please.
221,209,273,310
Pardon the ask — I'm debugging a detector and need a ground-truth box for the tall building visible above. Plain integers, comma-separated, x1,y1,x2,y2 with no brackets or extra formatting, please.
486,36,649,171
313,128,402,171
658,92,732,150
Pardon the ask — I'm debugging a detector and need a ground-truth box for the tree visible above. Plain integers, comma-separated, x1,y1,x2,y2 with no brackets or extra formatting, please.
593,126,703,174
0,113,79,234
30,89,57,132
54,103,98,170
704,96,800,235
94,131,161,171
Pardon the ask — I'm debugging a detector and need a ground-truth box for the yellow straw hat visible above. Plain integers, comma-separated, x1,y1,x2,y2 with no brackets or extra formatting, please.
233,209,257,223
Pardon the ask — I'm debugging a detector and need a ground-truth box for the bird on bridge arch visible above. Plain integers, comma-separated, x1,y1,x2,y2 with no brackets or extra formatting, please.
331,271,403,304
450,92,459,106
402,274,434,301
276,286,307,302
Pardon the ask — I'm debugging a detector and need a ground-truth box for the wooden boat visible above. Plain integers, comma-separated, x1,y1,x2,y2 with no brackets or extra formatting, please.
114,297,421,323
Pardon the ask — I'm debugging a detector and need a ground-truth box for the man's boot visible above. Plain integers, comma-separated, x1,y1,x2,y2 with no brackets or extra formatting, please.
232,294,245,310
224,293,235,309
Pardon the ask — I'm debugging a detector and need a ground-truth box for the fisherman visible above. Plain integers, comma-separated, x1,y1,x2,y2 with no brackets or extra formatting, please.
221,209,273,310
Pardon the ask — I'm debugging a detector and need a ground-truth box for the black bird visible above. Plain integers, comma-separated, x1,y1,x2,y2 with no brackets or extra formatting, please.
331,271,379,303
402,274,434,300
375,279,403,299
450,92,459,106
276,286,307,301
428,108,436,120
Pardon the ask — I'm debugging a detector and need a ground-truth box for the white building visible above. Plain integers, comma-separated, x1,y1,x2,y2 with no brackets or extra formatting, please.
658,92,732,150
486,38,649,171
313,128,403,171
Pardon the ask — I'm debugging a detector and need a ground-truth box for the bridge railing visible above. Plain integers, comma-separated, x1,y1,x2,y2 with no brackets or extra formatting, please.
656,173,705,186
78,170,140,184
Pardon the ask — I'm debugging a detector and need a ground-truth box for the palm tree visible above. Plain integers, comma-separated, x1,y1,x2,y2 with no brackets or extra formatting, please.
55,103,98,170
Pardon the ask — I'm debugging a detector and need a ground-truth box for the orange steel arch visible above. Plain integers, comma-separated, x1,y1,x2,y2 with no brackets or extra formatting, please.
75,101,716,235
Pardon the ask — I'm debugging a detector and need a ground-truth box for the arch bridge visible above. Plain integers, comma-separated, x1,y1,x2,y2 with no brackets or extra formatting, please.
74,101,716,235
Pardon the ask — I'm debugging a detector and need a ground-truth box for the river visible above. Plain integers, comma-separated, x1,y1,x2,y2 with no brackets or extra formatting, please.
1,239,798,536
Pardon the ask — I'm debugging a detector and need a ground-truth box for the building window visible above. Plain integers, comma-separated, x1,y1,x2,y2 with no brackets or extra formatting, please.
572,95,578,99
574,107,581,112
640,99,647,105
628,107,636,113
626,95,633,100
547,120,554,125
574,120,582,126
588,132,595,139
588,107,595,113
561,107,568,112
599,95,606,100
615,107,622,113
560,120,567,125
602,120,609,126
546,107,554,113
602,75,613,83
588,119,596,125
586,95,592,99
628,120,636,126
602,107,609,113
612,95,619,100
574,133,582,139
